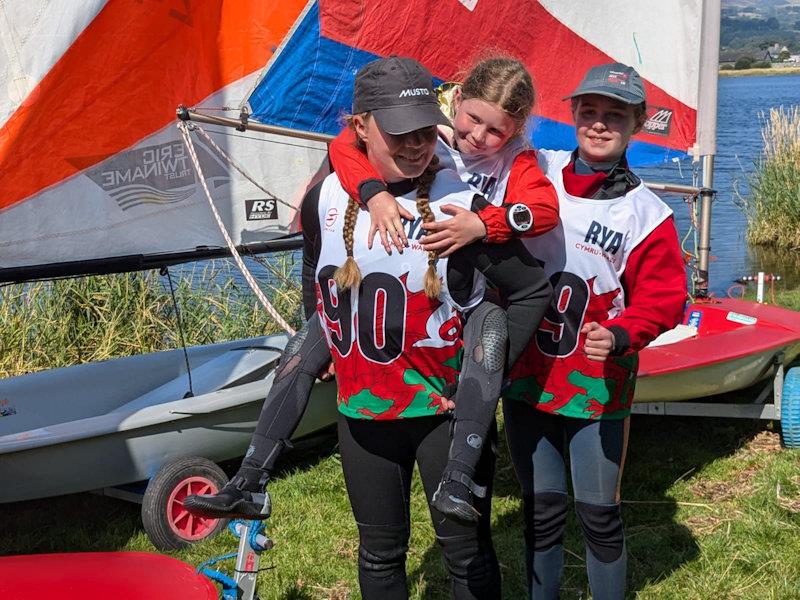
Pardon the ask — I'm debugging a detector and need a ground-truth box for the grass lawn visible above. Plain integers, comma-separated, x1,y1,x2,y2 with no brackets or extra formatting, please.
3,411,799,599
3,287,800,598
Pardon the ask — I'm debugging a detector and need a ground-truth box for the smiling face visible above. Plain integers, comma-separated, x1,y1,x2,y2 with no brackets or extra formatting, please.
354,114,438,182
572,94,644,164
452,94,518,158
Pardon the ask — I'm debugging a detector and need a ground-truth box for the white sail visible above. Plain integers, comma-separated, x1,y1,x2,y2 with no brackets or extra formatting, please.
1,0,719,281
0,1,327,281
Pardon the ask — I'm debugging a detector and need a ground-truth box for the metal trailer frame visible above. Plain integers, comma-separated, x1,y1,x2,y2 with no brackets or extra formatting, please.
632,353,786,421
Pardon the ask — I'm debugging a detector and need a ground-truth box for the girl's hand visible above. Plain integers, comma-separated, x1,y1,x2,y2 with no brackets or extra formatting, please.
420,204,487,257
581,322,615,362
317,361,336,382
430,391,456,412
368,191,413,254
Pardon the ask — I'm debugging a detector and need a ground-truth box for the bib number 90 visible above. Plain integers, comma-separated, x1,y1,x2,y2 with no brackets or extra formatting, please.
317,265,407,363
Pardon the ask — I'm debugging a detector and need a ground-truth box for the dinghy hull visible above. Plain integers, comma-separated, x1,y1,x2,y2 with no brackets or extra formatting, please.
0,333,338,503
635,298,800,402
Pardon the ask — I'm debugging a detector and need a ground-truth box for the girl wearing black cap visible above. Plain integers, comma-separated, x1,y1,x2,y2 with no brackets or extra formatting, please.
186,55,552,600
328,56,560,522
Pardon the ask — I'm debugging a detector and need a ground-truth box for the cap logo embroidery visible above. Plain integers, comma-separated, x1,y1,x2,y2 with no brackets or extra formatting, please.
607,70,629,86
398,88,430,98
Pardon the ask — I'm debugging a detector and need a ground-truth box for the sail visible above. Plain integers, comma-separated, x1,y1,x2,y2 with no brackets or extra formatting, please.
250,0,719,163
0,0,328,282
1,0,720,281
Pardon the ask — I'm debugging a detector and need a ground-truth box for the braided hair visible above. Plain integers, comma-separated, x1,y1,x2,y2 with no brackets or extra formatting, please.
332,196,363,290
333,155,443,299
414,155,442,298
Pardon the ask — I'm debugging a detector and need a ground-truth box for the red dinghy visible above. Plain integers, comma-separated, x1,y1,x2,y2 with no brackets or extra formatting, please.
0,552,217,600
636,298,800,403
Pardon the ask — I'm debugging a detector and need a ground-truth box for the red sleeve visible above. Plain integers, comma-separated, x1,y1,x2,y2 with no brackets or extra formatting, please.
601,216,687,352
475,150,559,243
328,128,384,202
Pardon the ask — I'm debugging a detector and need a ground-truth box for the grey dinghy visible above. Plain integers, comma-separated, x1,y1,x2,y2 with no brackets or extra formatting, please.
0,332,337,506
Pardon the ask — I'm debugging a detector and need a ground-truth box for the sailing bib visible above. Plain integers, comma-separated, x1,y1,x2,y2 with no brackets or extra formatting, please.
315,170,485,420
435,134,526,205
507,150,673,419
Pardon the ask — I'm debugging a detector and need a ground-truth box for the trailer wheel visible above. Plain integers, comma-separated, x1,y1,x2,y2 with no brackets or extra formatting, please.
781,366,800,449
142,456,229,551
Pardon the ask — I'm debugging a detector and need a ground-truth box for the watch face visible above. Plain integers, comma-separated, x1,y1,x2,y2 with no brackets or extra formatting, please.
508,203,532,232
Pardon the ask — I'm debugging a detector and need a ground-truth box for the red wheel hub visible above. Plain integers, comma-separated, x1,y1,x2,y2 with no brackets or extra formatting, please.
166,476,221,540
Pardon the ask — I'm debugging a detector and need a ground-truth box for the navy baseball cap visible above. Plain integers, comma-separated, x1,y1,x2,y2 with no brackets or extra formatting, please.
564,62,646,104
352,56,450,135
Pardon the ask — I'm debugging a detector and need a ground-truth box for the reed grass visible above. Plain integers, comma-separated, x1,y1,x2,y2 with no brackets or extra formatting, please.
747,106,800,250
0,254,302,379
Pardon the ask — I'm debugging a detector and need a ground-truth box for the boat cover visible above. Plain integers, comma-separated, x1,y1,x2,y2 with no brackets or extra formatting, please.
0,552,217,600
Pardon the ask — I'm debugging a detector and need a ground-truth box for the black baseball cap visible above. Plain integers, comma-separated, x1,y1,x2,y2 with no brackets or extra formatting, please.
564,62,646,105
352,56,450,135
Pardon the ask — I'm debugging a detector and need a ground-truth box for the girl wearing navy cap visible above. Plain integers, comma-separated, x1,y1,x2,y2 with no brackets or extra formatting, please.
500,63,685,600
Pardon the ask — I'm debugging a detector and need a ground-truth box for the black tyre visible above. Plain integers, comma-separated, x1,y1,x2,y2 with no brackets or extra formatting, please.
141,456,229,551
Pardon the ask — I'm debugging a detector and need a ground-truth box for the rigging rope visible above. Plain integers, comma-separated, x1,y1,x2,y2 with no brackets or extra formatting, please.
176,121,296,335
161,266,195,397
191,124,297,212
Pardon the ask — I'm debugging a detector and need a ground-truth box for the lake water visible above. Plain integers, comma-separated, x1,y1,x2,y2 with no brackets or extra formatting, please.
638,73,800,295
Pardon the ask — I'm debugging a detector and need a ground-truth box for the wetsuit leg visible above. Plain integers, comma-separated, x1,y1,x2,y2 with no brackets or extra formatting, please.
240,317,332,475
338,413,500,599
566,417,628,600
337,413,418,600
449,239,552,371
417,416,501,600
432,301,508,522
183,319,331,519
503,400,568,600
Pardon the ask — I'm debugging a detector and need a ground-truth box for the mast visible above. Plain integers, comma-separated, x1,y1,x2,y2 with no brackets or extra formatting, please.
695,0,721,296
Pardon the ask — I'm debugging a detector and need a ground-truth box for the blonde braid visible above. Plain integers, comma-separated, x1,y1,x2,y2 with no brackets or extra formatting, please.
415,155,442,299
333,197,362,290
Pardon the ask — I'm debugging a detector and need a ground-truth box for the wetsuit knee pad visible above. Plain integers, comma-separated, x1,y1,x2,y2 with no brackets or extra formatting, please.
358,525,408,579
465,304,507,374
276,322,311,379
524,492,567,552
574,500,624,563
276,319,330,382
436,533,500,594
462,304,507,373
480,305,507,374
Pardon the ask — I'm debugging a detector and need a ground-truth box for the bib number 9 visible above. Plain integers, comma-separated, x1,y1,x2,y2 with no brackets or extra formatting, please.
536,271,589,358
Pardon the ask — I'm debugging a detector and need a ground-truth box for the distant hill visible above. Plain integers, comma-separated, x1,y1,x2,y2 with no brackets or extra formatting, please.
721,0,800,60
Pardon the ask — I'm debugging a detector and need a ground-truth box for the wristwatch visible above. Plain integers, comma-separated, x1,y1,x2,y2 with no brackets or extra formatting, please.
506,203,533,234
